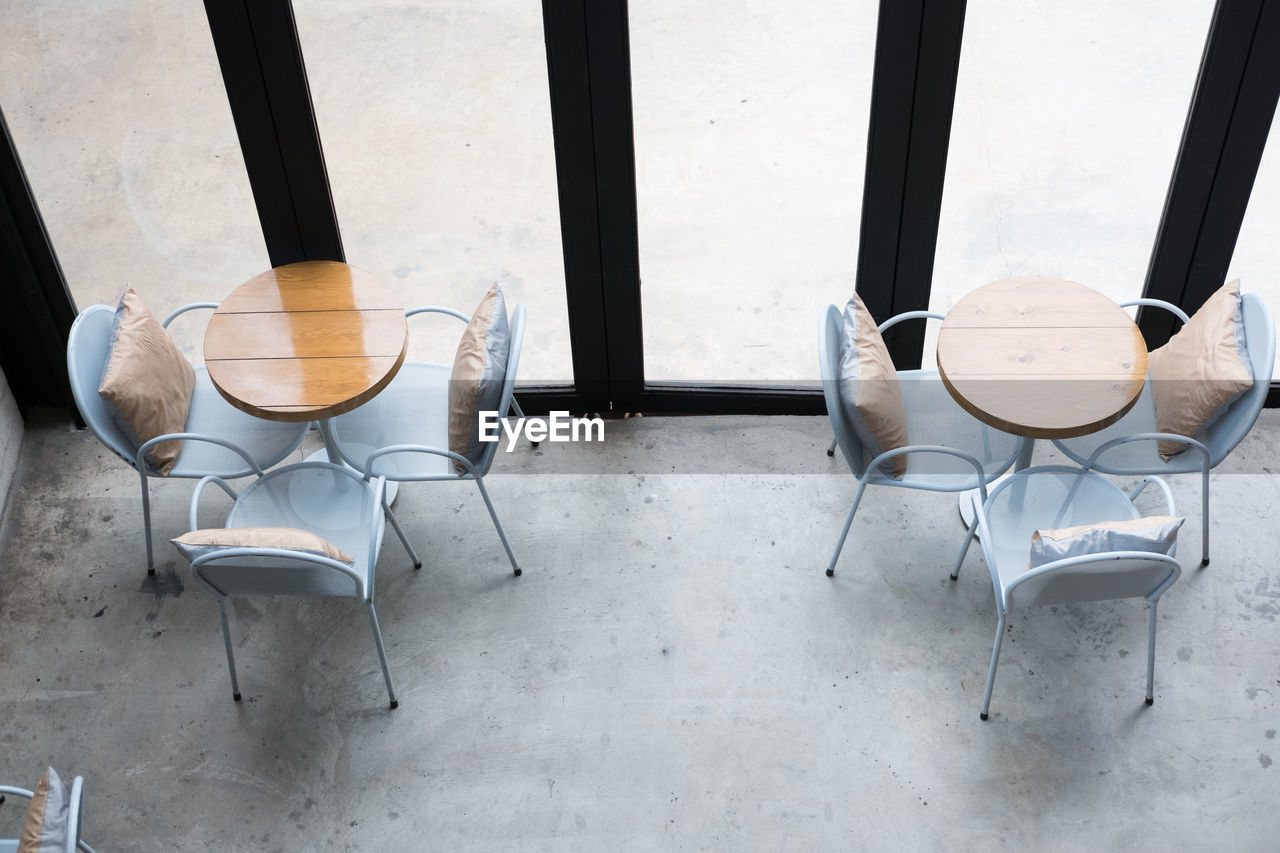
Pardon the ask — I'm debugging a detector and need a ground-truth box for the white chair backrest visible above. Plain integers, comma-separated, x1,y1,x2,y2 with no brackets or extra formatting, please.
66,304,139,467
475,302,525,477
1007,553,1180,609
819,304,868,477
1203,292,1276,463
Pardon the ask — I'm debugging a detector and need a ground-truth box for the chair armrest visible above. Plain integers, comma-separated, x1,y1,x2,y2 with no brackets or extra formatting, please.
876,311,946,335
137,433,267,477
188,475,241,531
364,443,480,480
406,306,471,323
1083,432,1210,474
1127,476,1178,516
161,302,220,328
863,444,991,500
1119,298,1190,325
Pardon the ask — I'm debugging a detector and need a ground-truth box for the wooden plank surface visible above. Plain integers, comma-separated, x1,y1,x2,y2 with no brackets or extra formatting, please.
936,277,1147,438
205,309,407,360
216,261,402,313
206,357,405,421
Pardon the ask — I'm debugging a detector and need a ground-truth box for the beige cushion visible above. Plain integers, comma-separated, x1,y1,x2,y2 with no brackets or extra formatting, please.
837,293,908,478
448,284,510,475
97,287,196,475
1028,515,1184,570
171,527,354,565
1148,279,1253,460
18,767,70,853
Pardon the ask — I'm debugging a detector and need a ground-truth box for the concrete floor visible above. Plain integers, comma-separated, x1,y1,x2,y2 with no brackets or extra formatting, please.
1,412,1278,850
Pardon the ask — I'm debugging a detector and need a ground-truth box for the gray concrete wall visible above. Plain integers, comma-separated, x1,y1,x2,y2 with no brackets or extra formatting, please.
0,368,22,515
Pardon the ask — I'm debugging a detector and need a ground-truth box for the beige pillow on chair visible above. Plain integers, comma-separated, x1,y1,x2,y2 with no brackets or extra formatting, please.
1028,516,1184,570
838,293,908,478
448,284,510,474
98,287,196,475
1148,279,1253,460
18,767,70,853
172,527,354,564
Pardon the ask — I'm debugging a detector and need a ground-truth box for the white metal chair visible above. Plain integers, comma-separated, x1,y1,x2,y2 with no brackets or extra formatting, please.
0,774,95,853
963,466,1182,720
819,304,1025,577
322,302,528,577
184,461,403,708
67,302,310,575
1053,294,1274,567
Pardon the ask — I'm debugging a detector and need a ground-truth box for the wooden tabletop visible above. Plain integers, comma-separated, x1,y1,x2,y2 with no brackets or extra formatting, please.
936,276,1147,439
204,261,408,422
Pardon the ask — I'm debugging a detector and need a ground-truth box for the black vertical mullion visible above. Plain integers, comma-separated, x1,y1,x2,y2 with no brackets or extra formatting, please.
1140,0,1280,347
0,106,77,410
584,0,645,411
204,0,343,266
541,0,611,410
856,0,967,369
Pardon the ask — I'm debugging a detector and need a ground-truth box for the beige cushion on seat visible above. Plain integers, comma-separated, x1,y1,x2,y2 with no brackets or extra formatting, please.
1148,279,1253,460
448,284,510,474
18,767,70,853
171,527,354,564
1028,515,1184,570
838,293,908,478
97,287,196,475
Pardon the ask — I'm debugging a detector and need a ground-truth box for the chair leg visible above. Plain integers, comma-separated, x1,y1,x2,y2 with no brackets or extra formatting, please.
383,503,421,569
826,436,838,457
980,612,1006,720
950,520,978,580
218,598,241,702
139,469,155,575
1200,472,1210,567
511,397,537,448
1145,599,1159,705
825,482,868,577
367,601,398,709
475,477,521,576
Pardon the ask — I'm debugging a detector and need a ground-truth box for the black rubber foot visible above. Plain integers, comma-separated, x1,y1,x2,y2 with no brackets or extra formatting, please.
390,700,399,710
531,441,540,448
825,568,835,577
513,567,522,577
980,712,988,721
1200,558,1210,567
826,449,835,457
950,572,959,581
233,693,242,702
148,567,156,576
1145,697,1154,706
413,561,422,570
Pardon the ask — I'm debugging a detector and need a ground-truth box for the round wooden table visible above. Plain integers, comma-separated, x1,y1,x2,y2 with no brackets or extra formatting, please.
937,275,1147,442
205,261,408,422
937,275,1148,528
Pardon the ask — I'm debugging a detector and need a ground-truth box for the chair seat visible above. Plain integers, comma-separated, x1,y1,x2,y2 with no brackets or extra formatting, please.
167,368,309,478
218,464,380,597
1051,383,1219,474
980,467,1144,594
327,361,454,479
869,369,1022,490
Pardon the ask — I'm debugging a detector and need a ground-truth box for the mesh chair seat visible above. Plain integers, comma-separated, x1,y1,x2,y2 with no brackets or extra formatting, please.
326,362,454,479
878,370,1022,490
168,369,311,477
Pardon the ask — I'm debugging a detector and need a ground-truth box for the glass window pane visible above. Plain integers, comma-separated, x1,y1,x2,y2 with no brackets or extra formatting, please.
630,1,879,384
928,1,1215,366
1227,114,1280,373
0,1,270,357
292,1,572,384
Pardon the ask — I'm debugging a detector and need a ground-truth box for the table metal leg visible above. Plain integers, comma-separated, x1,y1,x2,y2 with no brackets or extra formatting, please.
308,420,399,505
